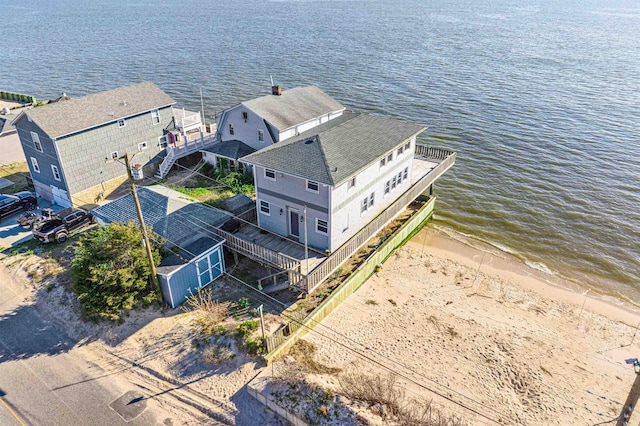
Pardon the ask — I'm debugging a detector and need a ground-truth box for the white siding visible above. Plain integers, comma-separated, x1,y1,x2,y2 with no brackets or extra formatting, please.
329,138,415,250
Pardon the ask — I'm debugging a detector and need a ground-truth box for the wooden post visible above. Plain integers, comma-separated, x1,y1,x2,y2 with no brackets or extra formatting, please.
258,304,266,342
123,154,161,300
617,361,640,426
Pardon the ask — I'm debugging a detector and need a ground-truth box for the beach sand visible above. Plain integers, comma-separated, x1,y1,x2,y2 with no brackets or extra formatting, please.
292,226,640,425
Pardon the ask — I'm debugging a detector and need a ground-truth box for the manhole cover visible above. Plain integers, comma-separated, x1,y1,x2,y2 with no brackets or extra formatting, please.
109,390,147,421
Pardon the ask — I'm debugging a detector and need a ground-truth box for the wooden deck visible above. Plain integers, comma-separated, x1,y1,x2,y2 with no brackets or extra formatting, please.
233,222,325,275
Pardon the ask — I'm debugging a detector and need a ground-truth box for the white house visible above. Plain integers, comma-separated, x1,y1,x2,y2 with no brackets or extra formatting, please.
240,112,427,252
202,85,345,170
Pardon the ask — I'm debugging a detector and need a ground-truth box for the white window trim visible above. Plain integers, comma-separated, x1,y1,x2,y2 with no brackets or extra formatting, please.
118,119,126,128
264,168,276,181
30,157,40,173
360,197,368,215
368,192,375,208
31,131,43,152
158,135,168,148
403,167,409,181
315,218,328,235
405,141,411,151
138,141,148,151
347,177,356,190
259,200,270,216
51,165,61,181
258,129,264,142
387,152,393,163
384,180,390,196
151,109,160,125
229,123,235,135
380,157,386,168
306,180,319,193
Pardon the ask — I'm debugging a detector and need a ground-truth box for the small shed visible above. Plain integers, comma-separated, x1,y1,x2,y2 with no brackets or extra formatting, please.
157,236,225,308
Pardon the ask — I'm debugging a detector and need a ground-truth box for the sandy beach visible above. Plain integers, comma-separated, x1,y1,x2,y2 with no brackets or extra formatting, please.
283,226,640,425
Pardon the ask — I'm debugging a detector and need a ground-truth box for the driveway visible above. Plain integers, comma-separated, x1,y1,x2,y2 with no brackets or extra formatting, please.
0,203,64,249
0,264,179,426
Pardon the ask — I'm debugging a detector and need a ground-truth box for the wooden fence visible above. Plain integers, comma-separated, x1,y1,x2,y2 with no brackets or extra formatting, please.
302,147,455,292
264,196,436,361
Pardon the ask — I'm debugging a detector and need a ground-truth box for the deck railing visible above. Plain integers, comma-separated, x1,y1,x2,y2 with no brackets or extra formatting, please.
211,227,301,271
301,146,456,292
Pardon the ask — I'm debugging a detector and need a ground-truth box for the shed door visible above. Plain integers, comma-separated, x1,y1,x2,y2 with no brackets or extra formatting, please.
196,246,224,288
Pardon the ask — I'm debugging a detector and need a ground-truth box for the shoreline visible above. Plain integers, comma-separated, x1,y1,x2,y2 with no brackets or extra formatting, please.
410,225,640,329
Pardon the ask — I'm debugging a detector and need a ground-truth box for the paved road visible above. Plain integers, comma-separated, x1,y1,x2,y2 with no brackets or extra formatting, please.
0,265,175,426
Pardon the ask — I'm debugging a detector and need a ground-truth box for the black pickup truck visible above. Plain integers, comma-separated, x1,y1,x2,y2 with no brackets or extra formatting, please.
32,210,95,243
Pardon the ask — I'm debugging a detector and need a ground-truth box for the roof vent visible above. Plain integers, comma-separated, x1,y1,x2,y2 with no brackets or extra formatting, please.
121,100,127,106
271,85,282,96
332,167,338,172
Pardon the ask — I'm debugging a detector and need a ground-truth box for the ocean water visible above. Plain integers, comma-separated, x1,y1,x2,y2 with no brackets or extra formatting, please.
2,0,639,303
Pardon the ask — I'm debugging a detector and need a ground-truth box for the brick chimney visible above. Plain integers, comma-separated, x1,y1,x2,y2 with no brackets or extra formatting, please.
271,85,282,96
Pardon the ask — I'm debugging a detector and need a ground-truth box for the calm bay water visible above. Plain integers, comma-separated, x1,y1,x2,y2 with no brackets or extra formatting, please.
2,0,639,302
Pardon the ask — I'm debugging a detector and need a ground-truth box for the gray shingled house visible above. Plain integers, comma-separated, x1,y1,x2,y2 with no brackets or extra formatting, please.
202,86,345,170
91,185,231,308
11,82,176,207
240,111,433,252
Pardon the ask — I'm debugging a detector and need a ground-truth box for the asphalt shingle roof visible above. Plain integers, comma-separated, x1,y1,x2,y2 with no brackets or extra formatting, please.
240,112,426,186
91,186,232,245
242,86,345,131
20,82,175,139
201,140,256,160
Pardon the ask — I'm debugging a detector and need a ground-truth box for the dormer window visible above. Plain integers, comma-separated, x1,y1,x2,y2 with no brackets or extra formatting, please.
242,111,248,122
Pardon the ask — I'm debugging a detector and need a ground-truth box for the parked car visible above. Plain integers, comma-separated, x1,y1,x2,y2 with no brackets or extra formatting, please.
0,192,37,220
32,209,95,243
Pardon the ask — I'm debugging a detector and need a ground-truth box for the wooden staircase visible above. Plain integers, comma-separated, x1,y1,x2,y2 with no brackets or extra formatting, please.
155,134,218,179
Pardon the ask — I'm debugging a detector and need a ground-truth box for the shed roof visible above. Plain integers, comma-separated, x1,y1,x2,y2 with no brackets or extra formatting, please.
201,140,256,160
15,82,175,139
91,186,232,245
157,236,224,275
241,112,426,186
242,86,345,131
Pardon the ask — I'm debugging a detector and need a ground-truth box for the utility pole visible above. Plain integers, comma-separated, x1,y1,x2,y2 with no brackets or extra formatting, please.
123,154,161,299
617,358,640,426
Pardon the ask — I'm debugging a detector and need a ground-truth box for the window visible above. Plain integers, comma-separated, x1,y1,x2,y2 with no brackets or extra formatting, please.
31,132,42,152
158,135,168,148
264,169,276,181
242,111,248,122
391,176,397,189
361,197,368,214
398,146,404,156
368,192,375,208
229,123,235,135
30,157,40,173
51,165,61,181
151,109,160,125
316,219,328,235
258,129,264,142
118,119,126,128
259,200,270,215
347,177,356,190
138,141,148,151
380,157,386,168
405,141,411,151
111,151,119,160
397,171,403,185
384,180,390,195
306,180,319,193
387,152,393,163
403,167,408,181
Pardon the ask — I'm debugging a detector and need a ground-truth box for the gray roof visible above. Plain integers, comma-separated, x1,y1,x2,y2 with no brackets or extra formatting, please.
16,82,175,139
91,186,232,245
241,112,426,186
223,194,254,215
201,140,256,160
242,86,345,131
157,236,224,275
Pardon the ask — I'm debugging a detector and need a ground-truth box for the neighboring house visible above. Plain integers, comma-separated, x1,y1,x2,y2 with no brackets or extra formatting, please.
11,82,176,207
202,85,345,169
240,111,426,252
91,185,231,308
